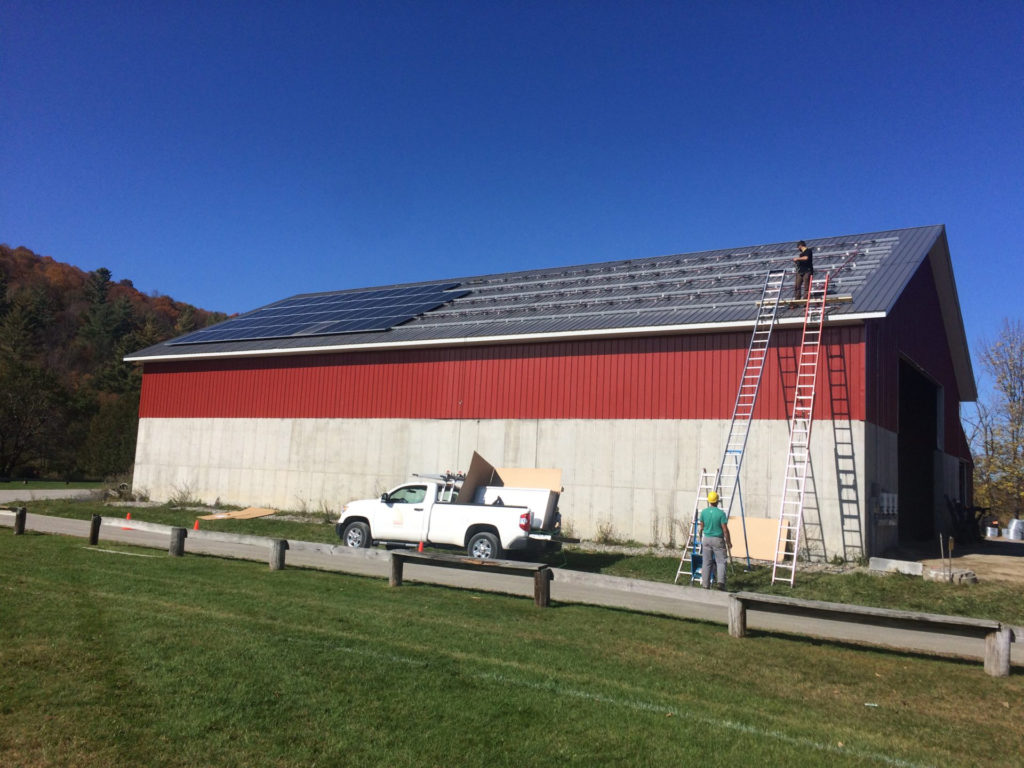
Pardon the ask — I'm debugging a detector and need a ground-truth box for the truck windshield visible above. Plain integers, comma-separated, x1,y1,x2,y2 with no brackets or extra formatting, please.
388,485,427,504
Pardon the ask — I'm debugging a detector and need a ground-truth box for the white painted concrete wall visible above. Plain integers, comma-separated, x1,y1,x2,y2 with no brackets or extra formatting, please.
134,416,880,558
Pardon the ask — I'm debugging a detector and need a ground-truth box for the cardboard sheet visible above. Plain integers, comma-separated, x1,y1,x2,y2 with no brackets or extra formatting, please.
729,517,787,562
457,451,562,503
198,507,278,521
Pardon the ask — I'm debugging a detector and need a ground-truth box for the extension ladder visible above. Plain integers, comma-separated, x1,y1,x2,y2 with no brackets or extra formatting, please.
713,270,786,565
675,470,719,584
771,273,831,585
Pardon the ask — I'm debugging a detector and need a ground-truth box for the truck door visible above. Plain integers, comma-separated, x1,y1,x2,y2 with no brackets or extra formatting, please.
377,484,430,541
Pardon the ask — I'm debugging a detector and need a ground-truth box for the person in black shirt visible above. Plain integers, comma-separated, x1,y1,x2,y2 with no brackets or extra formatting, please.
793,240,813,300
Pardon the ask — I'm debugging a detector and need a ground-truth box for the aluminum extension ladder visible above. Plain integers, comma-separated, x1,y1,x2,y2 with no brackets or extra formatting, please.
675,469,720,584
713,269,787,567
771,272,831,586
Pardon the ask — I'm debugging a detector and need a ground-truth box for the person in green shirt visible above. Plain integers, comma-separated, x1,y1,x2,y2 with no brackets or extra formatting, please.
698,491,732,589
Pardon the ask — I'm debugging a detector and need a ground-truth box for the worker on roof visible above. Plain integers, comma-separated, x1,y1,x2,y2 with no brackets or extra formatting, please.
698,491,732,590
793,240,814,300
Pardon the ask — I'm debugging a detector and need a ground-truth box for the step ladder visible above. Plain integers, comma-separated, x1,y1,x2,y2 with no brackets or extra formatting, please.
675,470,719,584
713,270,786,567
772,272,831,586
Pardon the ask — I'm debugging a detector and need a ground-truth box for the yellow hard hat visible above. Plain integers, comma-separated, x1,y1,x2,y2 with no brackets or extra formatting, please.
707,491,720,505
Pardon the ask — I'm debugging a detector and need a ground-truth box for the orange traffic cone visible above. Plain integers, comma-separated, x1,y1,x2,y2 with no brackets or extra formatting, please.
193,519,199,530
417,541,424,552
121,512,133,530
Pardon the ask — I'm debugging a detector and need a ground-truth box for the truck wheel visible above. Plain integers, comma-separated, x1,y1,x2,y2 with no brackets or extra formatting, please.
341,521,371,548
468,531,502,560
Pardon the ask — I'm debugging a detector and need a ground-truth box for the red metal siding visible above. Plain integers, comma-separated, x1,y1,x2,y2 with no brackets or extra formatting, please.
865,258,969,458
139,330,867,421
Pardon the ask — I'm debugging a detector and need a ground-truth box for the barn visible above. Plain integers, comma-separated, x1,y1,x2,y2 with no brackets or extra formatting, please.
125,224,975,560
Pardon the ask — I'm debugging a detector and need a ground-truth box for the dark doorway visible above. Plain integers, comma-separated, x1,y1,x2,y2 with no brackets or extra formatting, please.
897,361,938,543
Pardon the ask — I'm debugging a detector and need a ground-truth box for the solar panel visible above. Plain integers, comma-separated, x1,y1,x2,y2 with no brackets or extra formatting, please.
169,283,469,345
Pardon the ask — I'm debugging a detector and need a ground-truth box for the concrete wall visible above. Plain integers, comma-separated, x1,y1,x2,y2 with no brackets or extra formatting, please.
134,416,872,557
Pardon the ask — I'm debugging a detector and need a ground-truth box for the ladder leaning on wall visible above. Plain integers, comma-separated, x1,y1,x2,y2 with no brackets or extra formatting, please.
675,270,787,583
675,469,720,584
771,272,831,586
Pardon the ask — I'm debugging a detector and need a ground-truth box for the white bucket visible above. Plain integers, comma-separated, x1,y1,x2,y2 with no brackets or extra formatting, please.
986,526,1000,538
1008,519,1024,540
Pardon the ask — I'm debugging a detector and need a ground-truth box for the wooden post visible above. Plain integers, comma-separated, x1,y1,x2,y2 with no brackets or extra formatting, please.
270,539,288,570
390,554,404,587
728,594,747,638
533,568,552,608
13,507,27,535
984,627,1011,678
89,514,101,545
168,527,187,557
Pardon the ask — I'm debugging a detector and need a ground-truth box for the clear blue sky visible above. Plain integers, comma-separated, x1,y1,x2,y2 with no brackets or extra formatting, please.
2,1,1021,377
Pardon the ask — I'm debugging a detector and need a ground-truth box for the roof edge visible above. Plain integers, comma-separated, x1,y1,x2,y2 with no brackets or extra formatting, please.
124,313,881,363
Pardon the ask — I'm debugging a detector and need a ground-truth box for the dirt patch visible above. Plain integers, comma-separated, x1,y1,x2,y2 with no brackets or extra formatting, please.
897,537,1024,585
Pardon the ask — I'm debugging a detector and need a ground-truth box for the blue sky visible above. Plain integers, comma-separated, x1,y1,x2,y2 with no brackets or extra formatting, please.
2,1,1021,383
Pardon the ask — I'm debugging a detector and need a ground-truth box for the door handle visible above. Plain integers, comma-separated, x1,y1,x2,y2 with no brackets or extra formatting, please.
414,507,424,511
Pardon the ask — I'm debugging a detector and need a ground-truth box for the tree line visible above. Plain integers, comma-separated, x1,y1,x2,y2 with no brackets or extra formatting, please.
968,319,1024,522
0,244,226,480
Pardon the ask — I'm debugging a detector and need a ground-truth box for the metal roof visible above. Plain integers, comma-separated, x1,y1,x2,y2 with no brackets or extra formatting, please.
127,225,968,388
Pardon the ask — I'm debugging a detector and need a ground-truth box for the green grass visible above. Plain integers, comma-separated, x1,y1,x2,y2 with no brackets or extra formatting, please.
2,532,1021,768
13,499,1024,625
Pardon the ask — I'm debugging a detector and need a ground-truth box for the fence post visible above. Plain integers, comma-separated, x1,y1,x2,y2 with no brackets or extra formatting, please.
390,554,404,587
728,594,747,638
984,627,1012,678
270,539,288,570
89,514,101,545
169,527,187,557
533,568,552,607
13,507,27,535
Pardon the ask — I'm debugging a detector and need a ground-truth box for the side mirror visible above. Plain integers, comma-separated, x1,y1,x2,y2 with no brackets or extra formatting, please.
380,493,390,503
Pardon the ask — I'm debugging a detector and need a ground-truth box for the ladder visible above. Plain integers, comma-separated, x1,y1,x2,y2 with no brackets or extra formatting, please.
772,272,831,586
675,469,720,583
714,270,786,564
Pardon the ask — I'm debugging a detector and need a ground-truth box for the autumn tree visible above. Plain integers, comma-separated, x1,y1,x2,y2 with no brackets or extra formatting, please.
0,245,223,479
970,319,1024,519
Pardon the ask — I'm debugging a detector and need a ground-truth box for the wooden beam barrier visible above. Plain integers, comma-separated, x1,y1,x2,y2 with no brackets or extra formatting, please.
728,591,1011,677
389,550,554,607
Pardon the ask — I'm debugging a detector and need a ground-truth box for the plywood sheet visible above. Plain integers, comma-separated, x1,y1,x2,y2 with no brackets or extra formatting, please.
495,466,563,493
199,507,277,521
729,517,787,562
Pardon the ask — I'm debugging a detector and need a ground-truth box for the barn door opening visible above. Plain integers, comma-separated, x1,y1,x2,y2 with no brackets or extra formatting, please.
897,360,938,543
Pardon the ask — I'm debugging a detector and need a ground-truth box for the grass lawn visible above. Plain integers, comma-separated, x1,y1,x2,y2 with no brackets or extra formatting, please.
12,499,1024,627
1,532,1021,768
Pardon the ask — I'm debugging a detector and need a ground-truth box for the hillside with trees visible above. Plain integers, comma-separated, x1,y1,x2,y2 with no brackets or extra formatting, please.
0,244,226,480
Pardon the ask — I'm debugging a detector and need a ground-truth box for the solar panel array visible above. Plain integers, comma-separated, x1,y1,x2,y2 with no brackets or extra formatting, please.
169,282,470,345
414,238,898,331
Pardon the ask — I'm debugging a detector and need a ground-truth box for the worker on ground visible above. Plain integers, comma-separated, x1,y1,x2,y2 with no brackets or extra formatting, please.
698,491,731,589
793,240,813,300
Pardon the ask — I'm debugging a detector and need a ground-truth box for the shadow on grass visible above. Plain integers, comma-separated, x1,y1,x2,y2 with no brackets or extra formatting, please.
540,549,628,572
740,628,1014,671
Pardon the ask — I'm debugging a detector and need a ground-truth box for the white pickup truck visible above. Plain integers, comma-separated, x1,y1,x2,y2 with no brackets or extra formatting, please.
335,453,562,559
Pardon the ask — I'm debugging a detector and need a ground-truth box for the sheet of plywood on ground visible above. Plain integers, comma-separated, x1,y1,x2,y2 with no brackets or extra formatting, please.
199,507,278,521
730,517,788,562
